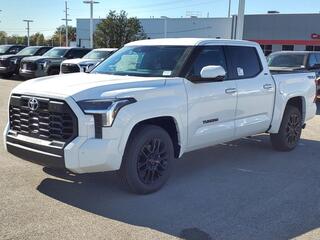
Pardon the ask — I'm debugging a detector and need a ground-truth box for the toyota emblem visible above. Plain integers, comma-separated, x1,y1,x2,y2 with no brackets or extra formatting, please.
28,98,39,111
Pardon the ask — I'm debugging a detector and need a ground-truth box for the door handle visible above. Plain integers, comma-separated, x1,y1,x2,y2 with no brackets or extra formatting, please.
225,88,237,94
263,84,273,90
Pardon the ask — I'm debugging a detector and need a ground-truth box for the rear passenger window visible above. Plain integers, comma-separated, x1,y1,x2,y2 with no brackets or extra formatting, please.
225,46,262,79
187,46,227,81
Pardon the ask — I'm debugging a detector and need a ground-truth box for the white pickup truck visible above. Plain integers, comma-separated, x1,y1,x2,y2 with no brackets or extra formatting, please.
3,39,317,194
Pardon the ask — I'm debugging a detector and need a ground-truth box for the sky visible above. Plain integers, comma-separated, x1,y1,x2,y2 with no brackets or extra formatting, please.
0,0,319,37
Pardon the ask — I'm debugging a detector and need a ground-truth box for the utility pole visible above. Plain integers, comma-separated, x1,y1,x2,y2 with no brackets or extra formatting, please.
236,0,245,39
61,1,72,47
228,0,232,18
83,0,99,48
23,19,34,46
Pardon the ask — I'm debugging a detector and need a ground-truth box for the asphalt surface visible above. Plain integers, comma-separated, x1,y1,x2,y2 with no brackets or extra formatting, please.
0,77,320,240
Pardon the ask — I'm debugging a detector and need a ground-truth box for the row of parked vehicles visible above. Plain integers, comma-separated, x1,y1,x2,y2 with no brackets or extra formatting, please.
2,38,319,194
0,44,117,79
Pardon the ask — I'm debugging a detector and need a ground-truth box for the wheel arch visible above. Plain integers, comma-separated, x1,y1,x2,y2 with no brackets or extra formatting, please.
125,116,182,159
269,94,306,133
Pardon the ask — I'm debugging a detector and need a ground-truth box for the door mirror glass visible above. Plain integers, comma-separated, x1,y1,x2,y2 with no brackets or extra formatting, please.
200,65,226,80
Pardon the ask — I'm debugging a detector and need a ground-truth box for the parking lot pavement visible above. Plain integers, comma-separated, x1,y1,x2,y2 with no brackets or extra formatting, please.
0,78,320,240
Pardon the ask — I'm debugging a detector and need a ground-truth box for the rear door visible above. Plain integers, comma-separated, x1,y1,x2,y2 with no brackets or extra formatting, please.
184,46,237,151
225,46,275,138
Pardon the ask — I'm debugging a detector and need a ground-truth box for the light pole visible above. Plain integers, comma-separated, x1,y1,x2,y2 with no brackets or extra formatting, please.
83,0,99,48
236,0,245,39
228,0,232,18
62,1,72,46
23,19,34,46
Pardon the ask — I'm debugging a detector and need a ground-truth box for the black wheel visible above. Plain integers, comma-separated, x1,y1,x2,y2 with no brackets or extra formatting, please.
48,68,59,76
120,125,174,194
1,73,13,79
270,105,302,151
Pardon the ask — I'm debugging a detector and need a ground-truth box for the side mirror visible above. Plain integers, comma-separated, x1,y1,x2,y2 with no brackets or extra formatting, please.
85,64,95,73
200,65,226,80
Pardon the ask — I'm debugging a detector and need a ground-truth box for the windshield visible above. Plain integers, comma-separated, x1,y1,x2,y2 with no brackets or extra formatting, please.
43,48,68,58
16,47,39,56
0,45,10,54
83,50,114,59
92,46,189,77
268,53,307,68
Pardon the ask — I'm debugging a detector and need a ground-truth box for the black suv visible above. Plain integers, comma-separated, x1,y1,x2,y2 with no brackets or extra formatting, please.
0,46,52,78
19,47,91,79
0,45,26,56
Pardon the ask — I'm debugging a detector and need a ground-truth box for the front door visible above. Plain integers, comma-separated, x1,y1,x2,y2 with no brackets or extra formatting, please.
183,46,237,151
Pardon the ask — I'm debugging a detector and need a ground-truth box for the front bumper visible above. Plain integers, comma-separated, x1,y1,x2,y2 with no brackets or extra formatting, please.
0,65,17,74
19,69,44,79
6,133,65,168
4,96,123,173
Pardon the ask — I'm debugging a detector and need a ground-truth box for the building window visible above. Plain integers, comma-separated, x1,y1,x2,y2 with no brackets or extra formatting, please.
260,45,273,56
282,45,294,51
306,45,320,51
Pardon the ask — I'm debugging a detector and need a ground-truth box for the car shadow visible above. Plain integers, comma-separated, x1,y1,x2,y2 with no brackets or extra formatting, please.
317,102,320,115
37,135,320,240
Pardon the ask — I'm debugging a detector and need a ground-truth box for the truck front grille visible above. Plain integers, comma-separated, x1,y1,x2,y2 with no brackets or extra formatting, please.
61,63,80,74
9,95,78,143
0,59,9,67
21,62,37,71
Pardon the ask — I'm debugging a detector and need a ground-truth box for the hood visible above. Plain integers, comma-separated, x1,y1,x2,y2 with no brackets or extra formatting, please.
62,58,100,66
22,56,63,63
13,72,167,101
0,54,16,60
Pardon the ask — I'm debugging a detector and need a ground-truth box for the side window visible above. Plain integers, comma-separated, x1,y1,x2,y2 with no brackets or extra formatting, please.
225,46,262,79
186,46,227,81
36,48,50,56
308,54,318,68
315,54,320,63
72,49,90,58
65,49,76,59
8,47,20,54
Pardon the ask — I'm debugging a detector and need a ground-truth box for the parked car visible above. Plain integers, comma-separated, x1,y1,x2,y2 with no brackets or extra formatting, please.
0,45,26,56
4,39,317,194
60,48,117,74
268,51,320,100
19,47,91,79
0,46,52,78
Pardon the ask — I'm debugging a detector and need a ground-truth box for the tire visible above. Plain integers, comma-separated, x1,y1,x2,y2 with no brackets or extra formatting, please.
48,68,59,76
270,105,302,151
120,125,174,194
1,72,13,79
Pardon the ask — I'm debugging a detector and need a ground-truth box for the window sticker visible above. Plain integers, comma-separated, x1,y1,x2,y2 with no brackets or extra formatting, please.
237,67,244,76
163,71,172,76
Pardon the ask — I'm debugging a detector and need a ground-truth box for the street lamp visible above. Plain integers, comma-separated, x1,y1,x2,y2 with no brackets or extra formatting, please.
83,0,99,48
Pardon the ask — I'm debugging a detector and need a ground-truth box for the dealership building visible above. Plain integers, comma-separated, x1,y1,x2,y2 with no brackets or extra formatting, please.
76,13,320,55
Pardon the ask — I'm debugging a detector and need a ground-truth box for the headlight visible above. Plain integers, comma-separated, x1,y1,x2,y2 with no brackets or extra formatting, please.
77,98,136,127
39,60,50,69
10,58,18,65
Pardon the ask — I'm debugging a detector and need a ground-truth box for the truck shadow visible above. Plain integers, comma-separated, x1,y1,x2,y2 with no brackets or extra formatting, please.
38,135,320,240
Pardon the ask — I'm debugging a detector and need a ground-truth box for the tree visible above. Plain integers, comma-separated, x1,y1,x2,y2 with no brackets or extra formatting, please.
6,35,27,45
51,25,76,46
0,31,7,44
94,10,146,48
30,32,45,46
